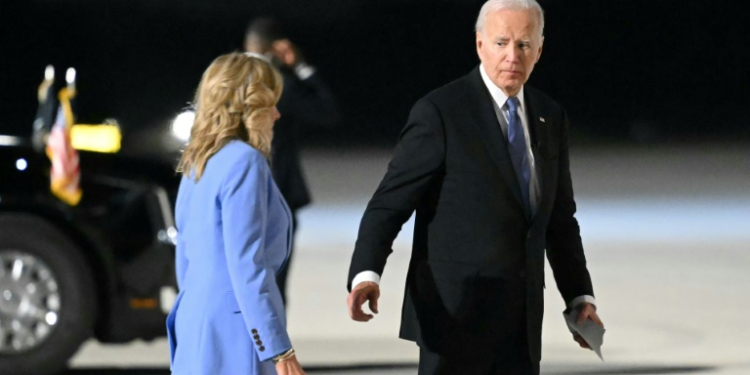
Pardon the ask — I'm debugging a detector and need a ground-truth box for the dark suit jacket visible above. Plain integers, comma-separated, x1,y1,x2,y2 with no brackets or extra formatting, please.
348,67,594,365
272,68,337,211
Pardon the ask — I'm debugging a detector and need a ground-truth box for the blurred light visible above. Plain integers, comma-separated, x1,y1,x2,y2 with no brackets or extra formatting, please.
71,124,122,153
12,259,23,280
16,158,28,171
45,65,54,81
167,227,178,243
0,135,23,146
172,111,195,142
160,286,177,314
158,227,178,245
65,68,76,84
45,312,58,326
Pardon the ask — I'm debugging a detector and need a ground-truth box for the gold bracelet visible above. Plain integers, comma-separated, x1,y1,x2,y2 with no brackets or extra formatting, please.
272,348,296,364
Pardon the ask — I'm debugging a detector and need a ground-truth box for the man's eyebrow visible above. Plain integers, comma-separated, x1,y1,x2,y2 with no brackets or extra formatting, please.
493,37,532,42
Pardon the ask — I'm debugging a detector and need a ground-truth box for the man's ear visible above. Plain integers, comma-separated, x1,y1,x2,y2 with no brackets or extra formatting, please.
476,32,484,54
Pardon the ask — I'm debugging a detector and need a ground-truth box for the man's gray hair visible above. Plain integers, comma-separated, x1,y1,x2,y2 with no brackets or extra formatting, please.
475,0,545,40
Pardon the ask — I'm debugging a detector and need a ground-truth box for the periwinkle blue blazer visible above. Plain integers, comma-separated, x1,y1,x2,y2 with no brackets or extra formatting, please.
167,140,293,375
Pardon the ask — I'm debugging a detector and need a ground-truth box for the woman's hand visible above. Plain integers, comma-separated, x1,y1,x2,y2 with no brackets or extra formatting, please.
274,356,305,375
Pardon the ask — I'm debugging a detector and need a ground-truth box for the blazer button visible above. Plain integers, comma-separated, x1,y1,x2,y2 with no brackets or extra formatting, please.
251,329,258,334
253,334,260,340
256,340,263,346
259,346,265,352
519,270,526,278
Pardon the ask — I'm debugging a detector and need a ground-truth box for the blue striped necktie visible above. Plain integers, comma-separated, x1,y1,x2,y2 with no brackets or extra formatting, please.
506,97,531,216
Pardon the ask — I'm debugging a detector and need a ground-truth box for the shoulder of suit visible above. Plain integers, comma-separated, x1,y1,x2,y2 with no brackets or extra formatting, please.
220,139,259,156
212,140,267,171
415,72,476,114
524,85,564,114
424,73,473,101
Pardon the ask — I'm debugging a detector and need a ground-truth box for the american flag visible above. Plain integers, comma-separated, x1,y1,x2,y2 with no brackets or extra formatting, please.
46,96,82,206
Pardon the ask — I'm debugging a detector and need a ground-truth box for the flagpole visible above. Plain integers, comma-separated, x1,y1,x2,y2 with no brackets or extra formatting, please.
32,65,56,152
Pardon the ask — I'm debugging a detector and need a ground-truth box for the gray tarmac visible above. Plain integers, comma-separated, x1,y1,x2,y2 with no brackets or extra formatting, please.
69,143,750,374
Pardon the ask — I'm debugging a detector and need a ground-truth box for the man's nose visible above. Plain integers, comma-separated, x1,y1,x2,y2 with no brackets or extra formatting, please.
505,45,520,63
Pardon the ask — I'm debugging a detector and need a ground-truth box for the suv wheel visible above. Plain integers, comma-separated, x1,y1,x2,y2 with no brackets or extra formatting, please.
0,214,96,375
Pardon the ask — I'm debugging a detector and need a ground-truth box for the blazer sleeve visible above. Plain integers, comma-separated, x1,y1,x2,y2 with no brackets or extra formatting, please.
220,151,291,361
545,108,595,305
279,71,339,127
347,97,446,290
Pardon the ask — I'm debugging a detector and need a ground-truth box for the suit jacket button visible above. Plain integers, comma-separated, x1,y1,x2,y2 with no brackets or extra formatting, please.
256,340,263,346
251,329,258,334
259,346,265,352
253,334,260,340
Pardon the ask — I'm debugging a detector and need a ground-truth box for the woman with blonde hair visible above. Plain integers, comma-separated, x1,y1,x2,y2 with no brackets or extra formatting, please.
167,52,305,375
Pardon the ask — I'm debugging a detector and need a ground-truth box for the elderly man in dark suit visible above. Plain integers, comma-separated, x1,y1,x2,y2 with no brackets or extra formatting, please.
346,1,604,374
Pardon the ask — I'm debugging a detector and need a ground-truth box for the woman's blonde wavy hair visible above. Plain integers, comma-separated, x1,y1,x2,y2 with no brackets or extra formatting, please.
176,52,283,181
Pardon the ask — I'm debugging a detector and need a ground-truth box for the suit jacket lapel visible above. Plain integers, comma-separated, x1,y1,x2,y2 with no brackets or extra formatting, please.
467,67,526,212
524,87,551,222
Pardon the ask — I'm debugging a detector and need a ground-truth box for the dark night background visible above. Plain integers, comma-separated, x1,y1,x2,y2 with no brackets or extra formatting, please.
1,0,748,148
1,2,749,372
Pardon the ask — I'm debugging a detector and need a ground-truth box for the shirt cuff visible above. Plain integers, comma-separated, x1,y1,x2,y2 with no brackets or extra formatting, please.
568,295,596,310
352,271,380,287
294,62,316,80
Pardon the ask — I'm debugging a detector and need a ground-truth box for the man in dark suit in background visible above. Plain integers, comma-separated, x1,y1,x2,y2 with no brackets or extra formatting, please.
245,18,338,304
346,1,603,374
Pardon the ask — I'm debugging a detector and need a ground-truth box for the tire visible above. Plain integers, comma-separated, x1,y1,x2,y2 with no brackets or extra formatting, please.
0,213,97,375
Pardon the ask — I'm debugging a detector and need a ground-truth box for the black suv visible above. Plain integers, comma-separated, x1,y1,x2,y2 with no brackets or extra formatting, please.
0,130,180,374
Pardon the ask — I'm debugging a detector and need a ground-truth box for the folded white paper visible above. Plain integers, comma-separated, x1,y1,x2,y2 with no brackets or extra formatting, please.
564,309,605,361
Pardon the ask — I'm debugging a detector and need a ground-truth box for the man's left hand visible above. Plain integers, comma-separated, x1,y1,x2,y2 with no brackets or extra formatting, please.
572,302,604,349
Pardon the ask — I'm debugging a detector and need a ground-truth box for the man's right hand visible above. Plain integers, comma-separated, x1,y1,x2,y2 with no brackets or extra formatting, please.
347,281,380,322
271,39,302,68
